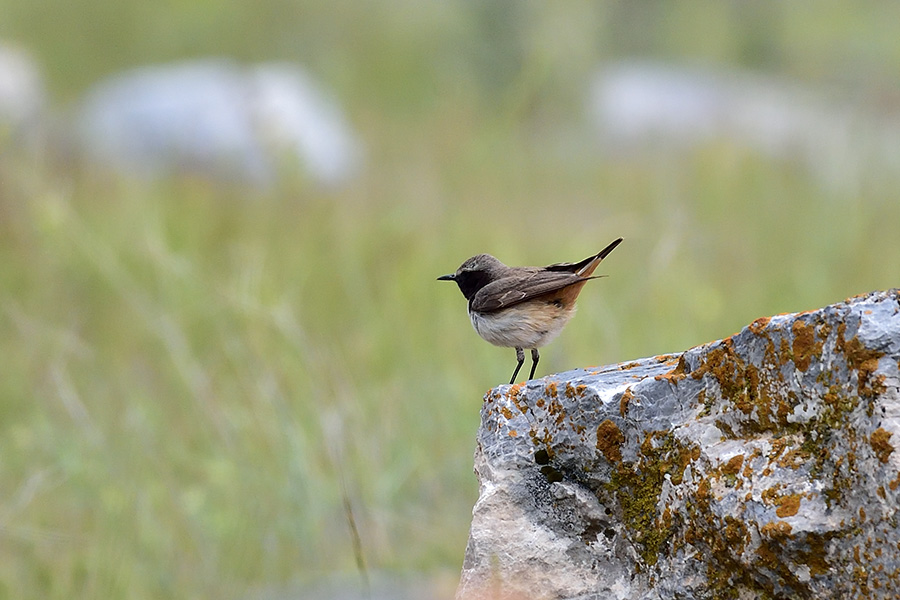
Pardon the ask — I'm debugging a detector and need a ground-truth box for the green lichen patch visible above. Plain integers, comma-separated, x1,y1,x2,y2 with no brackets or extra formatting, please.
741,522,836,597
700,515,760,599
604,431,700,566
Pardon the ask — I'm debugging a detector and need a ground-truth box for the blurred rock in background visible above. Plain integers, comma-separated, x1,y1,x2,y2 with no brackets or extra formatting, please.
75,59,363,188
0,41,46,151
589,61,900,194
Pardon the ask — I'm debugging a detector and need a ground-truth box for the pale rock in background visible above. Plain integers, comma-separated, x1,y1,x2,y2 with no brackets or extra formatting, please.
0,42,46,150
589,61,900,194
76,59,363,187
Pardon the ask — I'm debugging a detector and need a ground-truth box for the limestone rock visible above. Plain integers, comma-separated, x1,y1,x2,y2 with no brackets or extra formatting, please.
457,290,900,600
0,42,45,149
76,60,363,187
588,61,900,194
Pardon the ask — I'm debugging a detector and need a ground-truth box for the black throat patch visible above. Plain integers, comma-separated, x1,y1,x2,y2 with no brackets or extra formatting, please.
453,269,493,302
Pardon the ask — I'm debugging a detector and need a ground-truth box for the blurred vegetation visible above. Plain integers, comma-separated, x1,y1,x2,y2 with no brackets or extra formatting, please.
1,1,900,599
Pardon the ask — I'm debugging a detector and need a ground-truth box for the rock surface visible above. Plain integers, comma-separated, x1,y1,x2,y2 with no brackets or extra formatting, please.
457,290,900,600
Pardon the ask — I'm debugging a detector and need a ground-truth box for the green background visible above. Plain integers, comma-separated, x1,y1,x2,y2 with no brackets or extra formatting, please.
1,2,899,598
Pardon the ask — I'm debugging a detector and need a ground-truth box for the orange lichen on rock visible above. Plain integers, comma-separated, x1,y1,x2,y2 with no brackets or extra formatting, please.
619,388,634,417
748,316,771,335
889,472,900,491
775,493,802,518
565,383,586,399
596,419,625,462
871,428,895,464
776,447,811,470
723,454,745,475
760,520,793,538
656,354,690,384
838,330,886,398
507,383,529,415
791,319,822,372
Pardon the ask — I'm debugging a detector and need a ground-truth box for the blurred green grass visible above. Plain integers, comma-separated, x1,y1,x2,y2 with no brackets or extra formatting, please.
2,2,900,599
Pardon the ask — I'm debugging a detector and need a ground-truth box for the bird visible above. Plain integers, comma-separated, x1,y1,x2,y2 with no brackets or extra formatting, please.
438,238,623,384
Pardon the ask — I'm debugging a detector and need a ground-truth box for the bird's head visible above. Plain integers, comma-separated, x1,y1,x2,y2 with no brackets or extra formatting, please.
437,254,506,300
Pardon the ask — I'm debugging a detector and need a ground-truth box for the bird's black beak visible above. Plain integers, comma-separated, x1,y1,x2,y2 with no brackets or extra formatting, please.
437,273,456,281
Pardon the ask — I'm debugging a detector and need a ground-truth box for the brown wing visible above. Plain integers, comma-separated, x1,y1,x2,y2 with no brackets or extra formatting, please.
469,270,590,313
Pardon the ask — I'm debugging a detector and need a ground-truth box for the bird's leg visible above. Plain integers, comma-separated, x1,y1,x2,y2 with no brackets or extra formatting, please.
529,348,540,380
509,347,525,384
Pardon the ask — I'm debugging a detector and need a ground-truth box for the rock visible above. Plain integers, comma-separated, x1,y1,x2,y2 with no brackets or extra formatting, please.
76,59,363,187
0,42,46,149
457,290,900,600
588,61,900,193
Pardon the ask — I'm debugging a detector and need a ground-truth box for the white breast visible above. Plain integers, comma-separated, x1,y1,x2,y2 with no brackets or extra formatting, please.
468,303,575,349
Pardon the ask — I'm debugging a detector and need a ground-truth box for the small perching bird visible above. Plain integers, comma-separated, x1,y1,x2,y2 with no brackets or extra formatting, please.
438,238,623,384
